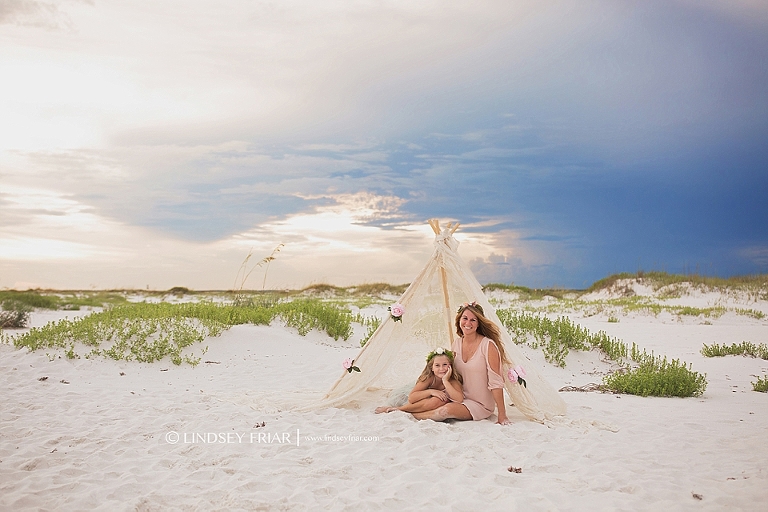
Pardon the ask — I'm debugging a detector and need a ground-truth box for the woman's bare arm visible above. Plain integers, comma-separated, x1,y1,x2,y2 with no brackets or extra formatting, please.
487,343,510,424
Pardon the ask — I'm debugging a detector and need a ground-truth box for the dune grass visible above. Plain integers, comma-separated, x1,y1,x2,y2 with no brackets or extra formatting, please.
3,271,761,388
353,314,381,347
348,283,409,296
510,294,741,321
752,375,768,393
0,300,32,328
734,308,765,320
701,342,768,360
586,271,768,295
0,291,60,309
3,303,221,365
497,309,707,397
484,283,573,300
4,299,354,366
497,310,627,367
0,290,128,311
5,271,765,313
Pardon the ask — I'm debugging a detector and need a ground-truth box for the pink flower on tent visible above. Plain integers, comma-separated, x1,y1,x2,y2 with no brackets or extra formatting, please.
508,365,527,387
388,303,404,322
342,358,360,373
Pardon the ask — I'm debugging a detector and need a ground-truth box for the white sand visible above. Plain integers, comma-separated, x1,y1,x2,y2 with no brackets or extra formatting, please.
1,291,767,511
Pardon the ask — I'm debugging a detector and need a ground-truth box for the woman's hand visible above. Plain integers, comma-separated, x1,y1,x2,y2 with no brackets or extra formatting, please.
491,388,510,425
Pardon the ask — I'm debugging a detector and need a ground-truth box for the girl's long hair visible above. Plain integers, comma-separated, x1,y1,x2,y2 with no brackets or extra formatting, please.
455,303,511,366
418,352,463,385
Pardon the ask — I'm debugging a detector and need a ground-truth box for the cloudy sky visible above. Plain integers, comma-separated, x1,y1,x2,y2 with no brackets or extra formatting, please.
1,0,767,290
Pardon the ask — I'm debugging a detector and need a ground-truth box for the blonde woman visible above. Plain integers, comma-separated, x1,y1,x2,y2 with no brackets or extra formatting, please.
412,302,510,424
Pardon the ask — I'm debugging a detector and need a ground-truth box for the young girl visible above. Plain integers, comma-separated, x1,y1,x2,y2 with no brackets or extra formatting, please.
375,348,463,415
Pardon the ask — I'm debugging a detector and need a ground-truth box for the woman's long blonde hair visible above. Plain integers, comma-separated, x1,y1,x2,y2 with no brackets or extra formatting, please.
455,303,511,366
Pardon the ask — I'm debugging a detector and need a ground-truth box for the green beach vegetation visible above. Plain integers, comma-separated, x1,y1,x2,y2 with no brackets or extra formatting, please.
586,271,768,295
602,358,708,398
0,289,127,311
2,271,764,397
701,341,768,360
4,299,355,367
0,299,31,328
484,272,768,321
497,310,628,367
497,310,708,397
353,313,381,347
752,375,768,393
699,341,768,394
483,283,572,300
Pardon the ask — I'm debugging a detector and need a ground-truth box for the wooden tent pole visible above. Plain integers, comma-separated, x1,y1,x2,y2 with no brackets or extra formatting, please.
435,219,455,348
439,266,454,348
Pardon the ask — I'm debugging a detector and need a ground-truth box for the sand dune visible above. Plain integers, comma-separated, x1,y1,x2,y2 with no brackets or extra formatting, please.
1,286,767,510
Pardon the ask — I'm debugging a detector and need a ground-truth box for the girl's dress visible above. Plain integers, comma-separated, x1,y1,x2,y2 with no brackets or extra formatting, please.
452,337,505,420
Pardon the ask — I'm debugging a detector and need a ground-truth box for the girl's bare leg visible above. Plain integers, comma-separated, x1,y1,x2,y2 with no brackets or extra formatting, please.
397,396,445,413
411,402,473,422
376,397,445,414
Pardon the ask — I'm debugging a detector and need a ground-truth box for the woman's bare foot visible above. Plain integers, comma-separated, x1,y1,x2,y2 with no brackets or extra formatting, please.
375,406,396,414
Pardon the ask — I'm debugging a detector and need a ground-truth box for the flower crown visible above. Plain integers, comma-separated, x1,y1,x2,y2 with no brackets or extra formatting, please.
457,301,483,314
426,347,455,362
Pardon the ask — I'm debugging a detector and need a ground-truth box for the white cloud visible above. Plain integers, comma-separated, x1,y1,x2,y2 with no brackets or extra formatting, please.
0,184,537,290
0,187,494,289
1,0,545,153
0,236,96,261
217,192,430,288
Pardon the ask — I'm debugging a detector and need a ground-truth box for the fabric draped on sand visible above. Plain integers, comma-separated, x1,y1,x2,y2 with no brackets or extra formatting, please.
315,219,567,423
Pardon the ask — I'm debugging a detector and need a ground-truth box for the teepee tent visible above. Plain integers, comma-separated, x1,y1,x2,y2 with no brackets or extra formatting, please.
321,219,566,422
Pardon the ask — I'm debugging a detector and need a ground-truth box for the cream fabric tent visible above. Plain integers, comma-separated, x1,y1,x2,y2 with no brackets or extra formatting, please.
321,219,567,422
